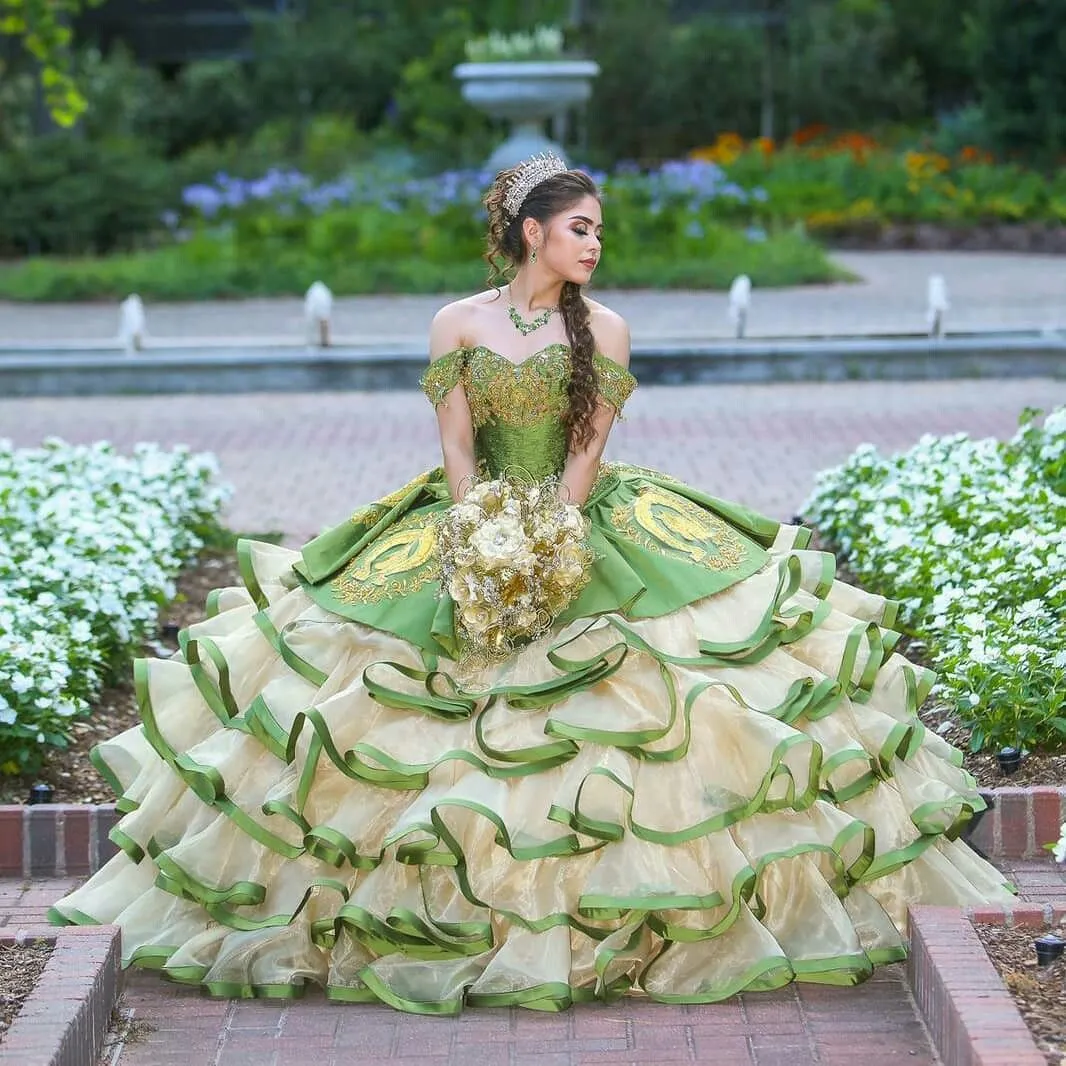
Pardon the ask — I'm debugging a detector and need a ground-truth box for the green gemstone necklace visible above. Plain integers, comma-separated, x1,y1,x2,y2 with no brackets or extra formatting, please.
507,287,557,335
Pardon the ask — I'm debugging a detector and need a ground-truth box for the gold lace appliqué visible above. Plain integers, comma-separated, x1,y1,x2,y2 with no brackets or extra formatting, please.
594,354,637,415
464,345,571,428
421,345,637,428
610,486,749,571
420,349,467,407
331,510,440,605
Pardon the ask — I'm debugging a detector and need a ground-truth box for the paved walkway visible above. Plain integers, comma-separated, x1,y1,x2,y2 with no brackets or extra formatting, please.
3,252,1064,347
3,378,1060,546
5,860,1062,1066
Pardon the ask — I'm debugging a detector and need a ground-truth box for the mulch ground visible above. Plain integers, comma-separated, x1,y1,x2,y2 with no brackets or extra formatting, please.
0,940,53,1042
974,921,1066,1065
0,545,1062,806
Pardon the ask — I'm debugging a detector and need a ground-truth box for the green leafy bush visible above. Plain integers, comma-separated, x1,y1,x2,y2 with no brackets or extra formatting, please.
0,158,842,299
803,408,1066,754
968,0,1066,161
0,135,180,255
0,224,839,301
0,440,230,776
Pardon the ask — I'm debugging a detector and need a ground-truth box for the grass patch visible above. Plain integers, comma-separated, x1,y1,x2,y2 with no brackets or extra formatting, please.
0,229,847,302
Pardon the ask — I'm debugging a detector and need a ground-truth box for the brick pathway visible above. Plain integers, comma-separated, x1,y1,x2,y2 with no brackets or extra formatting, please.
1,252,1063,347
2,378,1060,546
2,861,1061,1065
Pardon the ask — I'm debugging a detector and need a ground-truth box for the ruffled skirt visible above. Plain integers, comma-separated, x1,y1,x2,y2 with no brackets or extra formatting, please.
51,530,1012,1012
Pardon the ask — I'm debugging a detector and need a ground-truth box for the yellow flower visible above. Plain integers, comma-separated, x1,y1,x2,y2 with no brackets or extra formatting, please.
500,572,532,606
554,542,591,588
461,603,493,635
449,571,480,607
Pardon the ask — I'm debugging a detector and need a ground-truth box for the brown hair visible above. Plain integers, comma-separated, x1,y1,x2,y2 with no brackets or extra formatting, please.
483,167,600,452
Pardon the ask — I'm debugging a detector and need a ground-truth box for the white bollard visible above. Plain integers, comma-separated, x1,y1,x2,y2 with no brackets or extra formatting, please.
728,275,752,339
118,294,146,352
305,281,333,347
927,274,949,338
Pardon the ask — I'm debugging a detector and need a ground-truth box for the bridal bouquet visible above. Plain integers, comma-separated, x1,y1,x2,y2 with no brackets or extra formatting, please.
436,477,595,659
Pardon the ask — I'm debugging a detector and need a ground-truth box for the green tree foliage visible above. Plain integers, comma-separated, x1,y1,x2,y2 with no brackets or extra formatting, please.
587,1,763,161
786,0,923,130
967,0,1066,160
0,0,107,125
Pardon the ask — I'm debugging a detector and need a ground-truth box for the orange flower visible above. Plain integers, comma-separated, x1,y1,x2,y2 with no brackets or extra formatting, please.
753,136,775,156
830,131,879,162
791,123,828,146
689,132,746,165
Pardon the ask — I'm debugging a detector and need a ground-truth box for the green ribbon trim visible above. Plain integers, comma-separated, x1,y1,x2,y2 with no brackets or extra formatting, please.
859,832,940,882
205,587,224,618
178,629,242,727
640,952,795,1004
465,981,576,1011
791,953,873,985
134,659,306,859
204,980,310,1000
236,538,268,610
87,745,129,807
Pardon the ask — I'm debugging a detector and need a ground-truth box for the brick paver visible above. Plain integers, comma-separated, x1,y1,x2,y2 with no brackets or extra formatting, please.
1,252,1063,347
2,378,1060,546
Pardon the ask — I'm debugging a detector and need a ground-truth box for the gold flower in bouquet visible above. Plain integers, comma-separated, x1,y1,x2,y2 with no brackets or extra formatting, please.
435,477,596,661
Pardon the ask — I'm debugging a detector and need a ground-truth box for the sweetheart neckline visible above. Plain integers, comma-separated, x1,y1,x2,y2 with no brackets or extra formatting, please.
463,343,572,370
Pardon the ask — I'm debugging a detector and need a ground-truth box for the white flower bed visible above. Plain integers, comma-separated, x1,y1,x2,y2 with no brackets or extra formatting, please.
803,406,1066,754
0,439,230,773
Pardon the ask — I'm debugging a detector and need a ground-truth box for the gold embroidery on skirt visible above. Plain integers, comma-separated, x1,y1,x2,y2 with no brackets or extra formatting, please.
613,462,682,484
610,486,748,571
349,472,433,526
332,510,440,605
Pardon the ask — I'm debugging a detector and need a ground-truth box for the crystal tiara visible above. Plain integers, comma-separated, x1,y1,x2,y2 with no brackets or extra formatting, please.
502,152,569,219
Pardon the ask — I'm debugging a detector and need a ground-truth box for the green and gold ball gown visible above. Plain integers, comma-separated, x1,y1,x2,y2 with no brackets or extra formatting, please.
51,343,1012,1012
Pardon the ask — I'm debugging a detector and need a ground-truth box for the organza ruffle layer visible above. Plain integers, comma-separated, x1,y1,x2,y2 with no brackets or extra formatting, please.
50,533,1013,1013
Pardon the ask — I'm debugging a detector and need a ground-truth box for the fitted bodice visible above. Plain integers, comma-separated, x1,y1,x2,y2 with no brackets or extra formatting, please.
420,344,637,481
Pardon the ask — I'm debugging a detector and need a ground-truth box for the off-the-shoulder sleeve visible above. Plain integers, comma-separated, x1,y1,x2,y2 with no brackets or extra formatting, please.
594,353,637,415
419,348,467,407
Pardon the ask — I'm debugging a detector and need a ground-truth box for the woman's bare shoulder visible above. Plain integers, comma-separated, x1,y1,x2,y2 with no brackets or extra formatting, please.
585,298,631,366
430,290,505,357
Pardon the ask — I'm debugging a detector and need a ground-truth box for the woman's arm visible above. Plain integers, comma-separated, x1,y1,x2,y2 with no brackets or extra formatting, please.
428,305,478,503
558,311,632,507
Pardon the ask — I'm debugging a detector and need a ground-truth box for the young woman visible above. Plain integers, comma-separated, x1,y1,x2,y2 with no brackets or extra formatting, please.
51,155,1012,1013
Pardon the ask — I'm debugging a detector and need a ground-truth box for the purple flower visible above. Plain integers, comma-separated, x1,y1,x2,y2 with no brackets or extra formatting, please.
181,184,224,217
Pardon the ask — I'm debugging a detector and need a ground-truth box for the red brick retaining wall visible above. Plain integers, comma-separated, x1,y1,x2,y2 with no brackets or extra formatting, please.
968,786,1066,860
908,905,1047,1066
0,805,121,878
0,925,121,1066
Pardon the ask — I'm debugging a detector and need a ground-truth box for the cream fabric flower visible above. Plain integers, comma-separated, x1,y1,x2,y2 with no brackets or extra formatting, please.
471,515,526,568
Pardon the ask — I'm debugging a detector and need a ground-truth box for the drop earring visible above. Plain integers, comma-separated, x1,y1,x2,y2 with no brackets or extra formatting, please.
530,245,538,265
